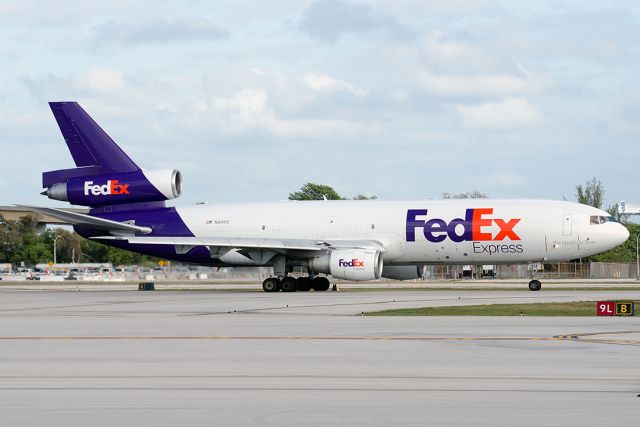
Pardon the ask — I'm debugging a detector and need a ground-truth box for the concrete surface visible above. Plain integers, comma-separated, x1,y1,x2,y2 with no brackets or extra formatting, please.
0,289,638,426
2,278,640,291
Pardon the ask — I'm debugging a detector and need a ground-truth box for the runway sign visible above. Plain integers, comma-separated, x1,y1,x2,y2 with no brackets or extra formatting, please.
597,301,634,316
615,302,634,316
597,301,615,316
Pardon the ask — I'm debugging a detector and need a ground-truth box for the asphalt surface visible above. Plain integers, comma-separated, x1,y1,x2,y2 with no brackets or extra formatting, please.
0,289,638,426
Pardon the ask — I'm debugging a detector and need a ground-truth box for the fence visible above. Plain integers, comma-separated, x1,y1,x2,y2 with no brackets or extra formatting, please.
2,263,637,281
422,262,636,280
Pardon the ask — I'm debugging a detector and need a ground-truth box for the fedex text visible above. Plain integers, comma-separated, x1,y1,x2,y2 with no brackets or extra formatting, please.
338,258,365,268
83,180,130,196
406,208,521,243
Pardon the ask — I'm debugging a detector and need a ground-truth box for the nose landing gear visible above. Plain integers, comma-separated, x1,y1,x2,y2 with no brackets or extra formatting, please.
528,279,542,291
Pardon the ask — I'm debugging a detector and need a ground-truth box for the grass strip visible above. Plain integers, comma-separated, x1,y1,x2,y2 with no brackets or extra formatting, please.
364,300,640,316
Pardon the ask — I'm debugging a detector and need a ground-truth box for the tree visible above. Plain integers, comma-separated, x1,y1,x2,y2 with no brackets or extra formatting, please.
0,215,22,262
289,183,345,200
0,212,160,267
441,191,488,199
353,194,378,200
0,214,51,265
606,203,625,223
50,229,83,263
575,178,604,209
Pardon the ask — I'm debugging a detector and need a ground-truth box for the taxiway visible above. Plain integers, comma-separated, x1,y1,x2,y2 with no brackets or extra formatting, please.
0,289,637,426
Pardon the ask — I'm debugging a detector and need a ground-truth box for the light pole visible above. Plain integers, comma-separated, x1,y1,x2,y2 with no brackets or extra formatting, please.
53,234,62,266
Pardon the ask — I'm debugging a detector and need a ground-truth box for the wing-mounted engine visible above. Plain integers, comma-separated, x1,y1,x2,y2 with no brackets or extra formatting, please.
309,248,383,281
44,169,182,207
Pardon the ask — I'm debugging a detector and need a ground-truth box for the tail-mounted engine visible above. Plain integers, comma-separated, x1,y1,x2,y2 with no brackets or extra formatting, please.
43,169,182,207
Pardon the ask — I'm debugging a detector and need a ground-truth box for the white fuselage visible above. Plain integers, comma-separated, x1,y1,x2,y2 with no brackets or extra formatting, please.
175,199,629,265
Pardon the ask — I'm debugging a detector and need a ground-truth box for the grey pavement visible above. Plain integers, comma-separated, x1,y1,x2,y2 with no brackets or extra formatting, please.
0,289,638,426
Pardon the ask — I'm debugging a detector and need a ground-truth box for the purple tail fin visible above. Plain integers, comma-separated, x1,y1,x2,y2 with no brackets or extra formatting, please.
44,102,140,187
42,102,180,211
49,102,139,170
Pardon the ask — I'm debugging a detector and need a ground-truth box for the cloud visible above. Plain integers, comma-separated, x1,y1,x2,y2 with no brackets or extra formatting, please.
72,67,126,93
2,1,638,206
303,73,367,97
87,17,227,47
412,32,552,95
211,89,274,133
418,69,550,97
299,0,411,41
421,31,500,72
209,89,361,138
456,97,543,130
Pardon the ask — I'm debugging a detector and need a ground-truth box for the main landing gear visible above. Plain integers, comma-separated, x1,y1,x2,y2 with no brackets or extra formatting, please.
528,279,542,291
262,276,331,293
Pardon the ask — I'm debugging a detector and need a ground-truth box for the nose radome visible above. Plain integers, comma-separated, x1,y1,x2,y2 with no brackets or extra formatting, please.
617,224,630,245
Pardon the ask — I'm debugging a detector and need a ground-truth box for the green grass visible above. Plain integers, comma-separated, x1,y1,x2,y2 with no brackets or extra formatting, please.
364,300,640,316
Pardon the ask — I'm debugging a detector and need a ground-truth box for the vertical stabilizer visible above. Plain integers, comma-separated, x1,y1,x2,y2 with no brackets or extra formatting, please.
42,102,180,210
48,102,139,172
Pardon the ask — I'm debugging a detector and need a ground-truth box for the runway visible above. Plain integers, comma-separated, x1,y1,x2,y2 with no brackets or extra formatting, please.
0,289,638,426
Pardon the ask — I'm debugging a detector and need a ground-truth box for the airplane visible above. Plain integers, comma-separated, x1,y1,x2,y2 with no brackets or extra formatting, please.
25,102,630,292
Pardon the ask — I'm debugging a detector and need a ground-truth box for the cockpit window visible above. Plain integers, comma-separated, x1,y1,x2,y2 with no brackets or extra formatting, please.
590,215,615,225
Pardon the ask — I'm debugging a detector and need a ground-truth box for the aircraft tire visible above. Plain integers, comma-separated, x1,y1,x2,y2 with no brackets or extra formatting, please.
262,277,280,292
311,277,331,292
280,277,298,292
296,277,312,292
528,280,542,291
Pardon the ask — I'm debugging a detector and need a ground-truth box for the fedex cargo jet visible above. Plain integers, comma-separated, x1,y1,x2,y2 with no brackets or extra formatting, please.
26,102,629,292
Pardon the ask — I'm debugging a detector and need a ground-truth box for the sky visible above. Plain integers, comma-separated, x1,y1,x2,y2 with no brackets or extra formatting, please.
1,0,638,208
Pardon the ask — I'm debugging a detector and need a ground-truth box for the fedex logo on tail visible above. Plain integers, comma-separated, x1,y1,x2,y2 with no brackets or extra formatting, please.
83,180,130,196
338,258,365,268
406,209,521,243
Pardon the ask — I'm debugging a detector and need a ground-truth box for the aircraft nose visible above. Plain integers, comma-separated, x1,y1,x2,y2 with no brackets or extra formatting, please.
616,223,630,245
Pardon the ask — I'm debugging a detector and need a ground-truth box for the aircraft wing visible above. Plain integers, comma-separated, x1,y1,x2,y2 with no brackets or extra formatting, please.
16,205,152,234
90,235,385,254
93,235,323,251
17,204,385,256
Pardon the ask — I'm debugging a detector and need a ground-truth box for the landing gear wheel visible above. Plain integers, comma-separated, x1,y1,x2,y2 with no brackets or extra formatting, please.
528,280,541,291
262,277,280,292
296,277,312,292
280,277,298,292
311,276,331,292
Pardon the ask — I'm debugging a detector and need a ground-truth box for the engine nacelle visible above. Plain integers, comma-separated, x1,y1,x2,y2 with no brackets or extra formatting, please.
44,169,182,207
381,265,425,281
309,249,383,281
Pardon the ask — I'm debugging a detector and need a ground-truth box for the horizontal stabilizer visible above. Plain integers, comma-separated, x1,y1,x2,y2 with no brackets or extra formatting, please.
16,205,152,234
42,165,102,188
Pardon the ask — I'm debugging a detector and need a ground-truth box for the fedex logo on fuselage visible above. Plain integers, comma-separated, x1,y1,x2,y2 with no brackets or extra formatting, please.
406,209,521,243
338,258,365,268
83,180,130,196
